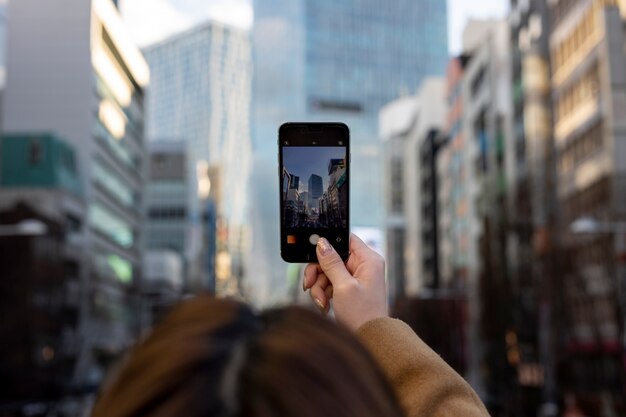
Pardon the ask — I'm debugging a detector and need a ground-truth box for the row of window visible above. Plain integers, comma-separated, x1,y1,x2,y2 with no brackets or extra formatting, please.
572,235,614,269
554,64,599,123
550,0,584,28
148,206,187,220
558,121,604,173
552,2,600,76
564,176,611,224
93,159,135,207
89,204,134,249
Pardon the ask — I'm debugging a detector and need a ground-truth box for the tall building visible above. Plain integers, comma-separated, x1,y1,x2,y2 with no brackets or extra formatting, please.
507,0,556,413
251,0,448,303
0,134,85,403
457,19,514,404
548,0,626,411
289,176,300,190
144,141,213,292
380,96,416,300
143,22,251,295
381,78,447,297
2,0,149,387
308,174,323,199
438,55,472,291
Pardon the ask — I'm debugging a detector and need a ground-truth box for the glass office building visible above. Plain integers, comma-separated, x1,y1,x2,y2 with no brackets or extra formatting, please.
143,23,252,293
250,0,448,303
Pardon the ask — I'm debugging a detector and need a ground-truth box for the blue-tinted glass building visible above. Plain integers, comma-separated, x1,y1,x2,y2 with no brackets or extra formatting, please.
143,22,252,294
250,0,448,303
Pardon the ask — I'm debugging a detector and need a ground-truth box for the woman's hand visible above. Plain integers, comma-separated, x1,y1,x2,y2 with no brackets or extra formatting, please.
303,234,388,332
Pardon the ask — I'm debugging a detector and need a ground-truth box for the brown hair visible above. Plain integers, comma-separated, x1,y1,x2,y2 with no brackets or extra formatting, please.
91,295,404,417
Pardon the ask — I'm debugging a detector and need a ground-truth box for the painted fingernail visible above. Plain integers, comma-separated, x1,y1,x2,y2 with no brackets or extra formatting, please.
317,238,333,256
314,298,325,310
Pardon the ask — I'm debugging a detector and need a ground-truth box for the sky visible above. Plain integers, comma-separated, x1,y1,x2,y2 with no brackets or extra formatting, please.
283,147,346,193
120,0,509,54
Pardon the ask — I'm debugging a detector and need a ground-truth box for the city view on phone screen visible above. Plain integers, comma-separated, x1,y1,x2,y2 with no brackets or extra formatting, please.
282,146,347,230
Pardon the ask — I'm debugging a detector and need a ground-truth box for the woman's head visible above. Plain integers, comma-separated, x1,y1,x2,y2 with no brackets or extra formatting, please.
92,295,404,417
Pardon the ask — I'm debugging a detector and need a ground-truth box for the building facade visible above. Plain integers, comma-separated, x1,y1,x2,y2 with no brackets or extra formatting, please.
380,96,416,300
250,0,449,304
459,19,515,404
506,0,557,413
143,22,251,295
439,56,472,291
2,0,148,387
0,134,85,404
381,78,447,298
548,0,626,411
144,141,215,293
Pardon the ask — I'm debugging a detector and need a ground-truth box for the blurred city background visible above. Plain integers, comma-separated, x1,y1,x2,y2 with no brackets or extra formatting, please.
0,0,625,415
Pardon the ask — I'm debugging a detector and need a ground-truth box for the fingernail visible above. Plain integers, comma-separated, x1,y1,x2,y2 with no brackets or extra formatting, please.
314,298,325,310
317,238,333,256
302,276,307,292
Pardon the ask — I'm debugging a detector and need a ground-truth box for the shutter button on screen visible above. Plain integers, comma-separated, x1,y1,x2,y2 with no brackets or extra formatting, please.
309,234,320,245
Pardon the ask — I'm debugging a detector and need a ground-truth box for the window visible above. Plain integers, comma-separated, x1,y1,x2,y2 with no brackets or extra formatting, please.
148,206,187,220
89,204,134,248
29,139,43,165
93,159,134,207
554,64,600,122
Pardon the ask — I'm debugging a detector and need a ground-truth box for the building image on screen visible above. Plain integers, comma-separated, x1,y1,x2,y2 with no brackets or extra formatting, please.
282,147,347,229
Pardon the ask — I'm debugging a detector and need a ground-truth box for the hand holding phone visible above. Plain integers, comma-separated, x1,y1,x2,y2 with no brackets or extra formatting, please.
303,234,388,331
279,122,350,263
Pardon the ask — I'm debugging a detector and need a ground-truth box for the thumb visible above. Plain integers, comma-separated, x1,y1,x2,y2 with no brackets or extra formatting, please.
316,237,351,286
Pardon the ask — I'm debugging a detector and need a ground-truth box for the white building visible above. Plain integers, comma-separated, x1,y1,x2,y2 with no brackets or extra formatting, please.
380,78,447,298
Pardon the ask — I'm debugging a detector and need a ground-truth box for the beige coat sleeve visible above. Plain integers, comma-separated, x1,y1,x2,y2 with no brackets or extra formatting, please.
357,317,489,417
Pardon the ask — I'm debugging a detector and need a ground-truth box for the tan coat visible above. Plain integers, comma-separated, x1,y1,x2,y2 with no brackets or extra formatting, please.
357,318,489,417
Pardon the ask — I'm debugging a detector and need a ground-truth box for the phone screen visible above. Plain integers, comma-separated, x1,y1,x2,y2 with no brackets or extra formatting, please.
279,123,350,263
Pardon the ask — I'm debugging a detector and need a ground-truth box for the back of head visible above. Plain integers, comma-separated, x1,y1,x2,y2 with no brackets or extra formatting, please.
92,295,404,417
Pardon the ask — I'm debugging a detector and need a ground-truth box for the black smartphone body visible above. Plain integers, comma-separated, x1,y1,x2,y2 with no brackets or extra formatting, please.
279,122,350,263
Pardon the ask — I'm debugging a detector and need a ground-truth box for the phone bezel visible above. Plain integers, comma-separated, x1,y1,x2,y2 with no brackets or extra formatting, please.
278,122,350,263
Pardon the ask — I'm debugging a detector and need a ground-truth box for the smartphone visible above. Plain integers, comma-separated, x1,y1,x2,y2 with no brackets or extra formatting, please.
279,122,350,263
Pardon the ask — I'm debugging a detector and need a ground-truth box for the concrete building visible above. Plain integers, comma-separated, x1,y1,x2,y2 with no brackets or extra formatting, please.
381,96,416,300
507,0,556,412
2,0,149,386
143,22,251,295
144,141,214,293
438,55,472,291
458,19,513,403
548,0,626,410
402,79,447,295
381,78,447,298
140,250,183,331
0,134,85,403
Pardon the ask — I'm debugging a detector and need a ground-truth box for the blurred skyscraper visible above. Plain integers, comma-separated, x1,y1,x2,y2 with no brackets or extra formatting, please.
2,0,149,389
380,78,447,298
142,22,251,295
548,0,626,410
251,0,448,304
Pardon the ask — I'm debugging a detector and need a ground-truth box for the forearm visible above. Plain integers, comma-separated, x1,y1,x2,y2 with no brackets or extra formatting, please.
357,317,488,417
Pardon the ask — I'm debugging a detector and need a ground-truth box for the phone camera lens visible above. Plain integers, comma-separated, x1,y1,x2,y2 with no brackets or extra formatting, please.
339,141,344,145
284,141,289,145
312,141,317,145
